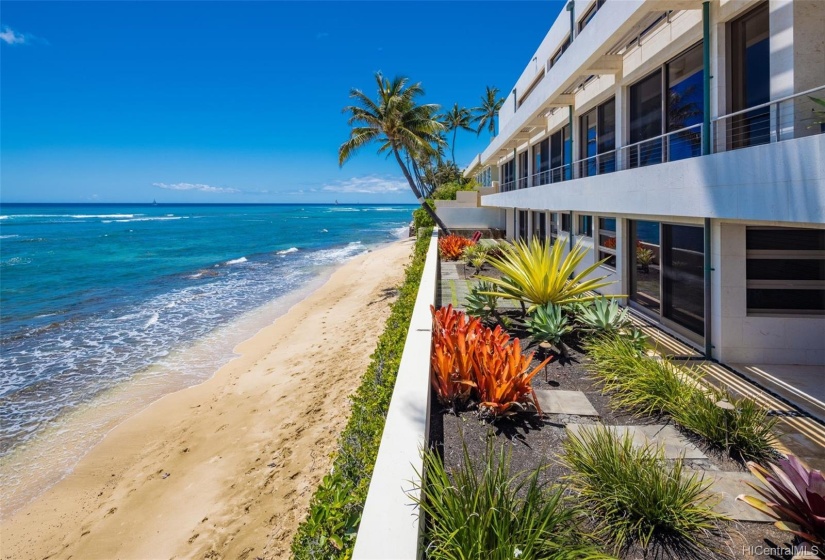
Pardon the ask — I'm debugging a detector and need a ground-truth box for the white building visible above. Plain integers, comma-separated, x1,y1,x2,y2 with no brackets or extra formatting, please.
464,0,824,374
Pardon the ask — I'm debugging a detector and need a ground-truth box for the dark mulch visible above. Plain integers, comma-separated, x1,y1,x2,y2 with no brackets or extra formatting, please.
430,273,800,559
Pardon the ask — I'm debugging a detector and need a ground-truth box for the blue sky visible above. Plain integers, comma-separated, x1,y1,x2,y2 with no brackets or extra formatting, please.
1,1,564,203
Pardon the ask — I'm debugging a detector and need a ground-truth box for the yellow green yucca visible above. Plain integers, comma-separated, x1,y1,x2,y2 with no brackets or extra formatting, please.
478,238,617,311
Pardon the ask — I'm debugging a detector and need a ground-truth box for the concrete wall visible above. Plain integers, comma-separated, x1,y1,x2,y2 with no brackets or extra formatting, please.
352,232,438,559
481,134,825,225
436,207,506,230
712,222,825,366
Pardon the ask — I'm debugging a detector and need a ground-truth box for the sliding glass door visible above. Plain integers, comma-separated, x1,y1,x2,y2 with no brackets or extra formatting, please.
630,221,705,340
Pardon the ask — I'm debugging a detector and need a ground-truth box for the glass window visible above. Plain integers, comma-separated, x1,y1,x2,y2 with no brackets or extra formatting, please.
549,125,571,182
578,0,605,32
629,70,663,168
561,213,571,233
532,211,546,241
598,217,617,268
577,215,593,237
548,35,571,69
549,213,559,243
746,227,825,314
730,2,770,149
667,43,704,161
662,224,705,335
517,210,529,242
579,98,616,177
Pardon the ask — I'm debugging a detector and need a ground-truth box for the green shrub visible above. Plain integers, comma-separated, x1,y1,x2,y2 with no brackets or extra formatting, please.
291,229,432,559
431,179,477,200
584,335,778,461
414,437,611,560
576,297,630,333
562,425,727,555
412,201,435,230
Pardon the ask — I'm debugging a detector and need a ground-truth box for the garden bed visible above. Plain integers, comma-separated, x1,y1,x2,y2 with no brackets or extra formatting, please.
427,240,802,560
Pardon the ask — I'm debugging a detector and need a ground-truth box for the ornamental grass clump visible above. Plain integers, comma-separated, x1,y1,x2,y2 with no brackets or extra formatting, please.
738,455,825,552
583,335,778,461
414,438,611,560
478,237,616,311
562,425,727,556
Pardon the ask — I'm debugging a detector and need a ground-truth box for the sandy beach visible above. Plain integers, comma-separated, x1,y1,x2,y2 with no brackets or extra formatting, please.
1,237,414,560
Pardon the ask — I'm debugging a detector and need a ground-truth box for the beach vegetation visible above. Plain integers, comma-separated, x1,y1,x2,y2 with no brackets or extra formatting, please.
562,425,727,555
338,72,451,233
431,179,476,201
413,438,612,560
438,234,474,261
478,238,616,312
291,229,432,560
412,200,435,230
738,455,825,551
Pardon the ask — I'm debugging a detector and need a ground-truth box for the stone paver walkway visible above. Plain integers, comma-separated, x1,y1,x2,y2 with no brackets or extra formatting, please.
535,389,599,417
566,423,708,459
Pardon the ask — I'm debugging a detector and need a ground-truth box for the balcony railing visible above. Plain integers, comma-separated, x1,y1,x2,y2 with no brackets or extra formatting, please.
501,180,516,192
510,85,825,190
712,85,825,153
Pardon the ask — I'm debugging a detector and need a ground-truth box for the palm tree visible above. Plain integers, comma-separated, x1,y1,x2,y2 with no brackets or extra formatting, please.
474,86,505,138
443,103,475,165
339,73,450,233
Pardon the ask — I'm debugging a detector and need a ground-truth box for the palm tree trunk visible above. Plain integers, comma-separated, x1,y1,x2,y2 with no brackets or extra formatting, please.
392,148,450,235
451,129,457,165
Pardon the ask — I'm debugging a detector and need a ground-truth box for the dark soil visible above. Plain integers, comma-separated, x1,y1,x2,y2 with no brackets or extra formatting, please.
431,264,800,559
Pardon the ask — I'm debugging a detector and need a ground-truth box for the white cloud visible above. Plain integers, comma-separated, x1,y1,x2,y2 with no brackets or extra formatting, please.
153,182,240,194
1,26,26,45
322,176,408,194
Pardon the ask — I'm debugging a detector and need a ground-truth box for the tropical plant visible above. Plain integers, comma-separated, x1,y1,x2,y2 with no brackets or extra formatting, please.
474,85,505,138
636,246,655,273
576,297,630,333
473,336,550,418
808,96,825,128
562,425,727,555
413,438,613,560
478,237,617,312
738,455,825,551
618,326,648,355
430,304,483,407
672,387,778,462
465,281,500,319
584,335,778,461
431,179,476,200
526,303,573,358
439,234,475,261
412,200,435,230
339,72,450,233
443,103,475,165
463,243,490,273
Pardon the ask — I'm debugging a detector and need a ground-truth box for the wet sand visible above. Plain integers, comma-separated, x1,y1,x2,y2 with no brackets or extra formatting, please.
1,237,414,560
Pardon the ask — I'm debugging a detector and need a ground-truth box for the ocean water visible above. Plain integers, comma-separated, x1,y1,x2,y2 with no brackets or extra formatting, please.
0,203,413,463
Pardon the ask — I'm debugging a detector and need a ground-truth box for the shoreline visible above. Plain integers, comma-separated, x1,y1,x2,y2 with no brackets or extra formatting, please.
1,237,414,559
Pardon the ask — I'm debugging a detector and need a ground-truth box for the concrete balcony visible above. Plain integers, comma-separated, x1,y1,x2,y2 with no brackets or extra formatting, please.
481,132,825,225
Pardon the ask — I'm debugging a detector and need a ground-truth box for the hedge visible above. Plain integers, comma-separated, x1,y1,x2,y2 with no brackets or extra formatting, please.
291,229,433,559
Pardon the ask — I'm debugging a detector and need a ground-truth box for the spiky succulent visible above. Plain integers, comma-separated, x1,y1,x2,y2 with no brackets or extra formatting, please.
526,303,572,356
577,297,630,333
465,281,499,320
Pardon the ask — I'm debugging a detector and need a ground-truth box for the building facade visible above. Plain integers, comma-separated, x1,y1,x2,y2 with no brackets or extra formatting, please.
465,0,824,366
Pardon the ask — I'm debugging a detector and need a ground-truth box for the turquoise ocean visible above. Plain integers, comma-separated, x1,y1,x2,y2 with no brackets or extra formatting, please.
0,203,414,510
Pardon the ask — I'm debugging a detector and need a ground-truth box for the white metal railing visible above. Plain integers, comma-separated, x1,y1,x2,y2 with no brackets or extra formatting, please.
517,176,529,189
616,123,703,170
501,179,516,192
575,149,618,178
531,162,574,187
352,230,437,559
712,85,825,153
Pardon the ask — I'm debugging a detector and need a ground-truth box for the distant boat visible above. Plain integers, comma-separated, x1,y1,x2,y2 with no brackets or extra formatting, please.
153,199,158,206
335,200,339,205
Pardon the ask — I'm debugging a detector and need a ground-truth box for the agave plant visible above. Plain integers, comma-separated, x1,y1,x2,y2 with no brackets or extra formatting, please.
738,455,825,550
478,238,616,312
464,281,500,321
577,297,630,333
619,326,648,355
462,243,490,274
526,303,573,358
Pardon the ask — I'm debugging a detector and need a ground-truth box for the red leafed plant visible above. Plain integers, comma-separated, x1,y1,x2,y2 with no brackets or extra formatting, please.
737,455,825,549
439,234,475,261
430,304,482,406
473,335,551,418
430,305,549,417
